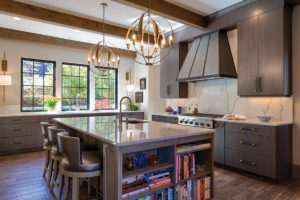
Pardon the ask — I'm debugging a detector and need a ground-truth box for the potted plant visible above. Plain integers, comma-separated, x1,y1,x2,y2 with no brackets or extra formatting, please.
45,96,62,112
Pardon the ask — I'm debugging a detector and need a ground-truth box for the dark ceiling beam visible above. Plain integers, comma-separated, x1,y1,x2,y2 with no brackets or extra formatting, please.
286,0,300,6
0,0,140,40
111,0,208,29
0,27,137,58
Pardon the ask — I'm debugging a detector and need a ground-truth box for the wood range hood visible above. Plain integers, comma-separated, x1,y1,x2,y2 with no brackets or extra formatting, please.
177,30,237,82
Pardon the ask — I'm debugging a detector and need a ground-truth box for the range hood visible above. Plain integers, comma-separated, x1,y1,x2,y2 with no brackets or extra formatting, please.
177,30,237,82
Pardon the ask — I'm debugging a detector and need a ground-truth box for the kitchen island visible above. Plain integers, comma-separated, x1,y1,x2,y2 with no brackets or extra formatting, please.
54,116,215,200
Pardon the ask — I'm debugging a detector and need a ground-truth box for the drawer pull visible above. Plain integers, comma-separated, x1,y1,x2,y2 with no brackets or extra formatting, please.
240,141,256,147
215,123,224,128
10,141,23,145
239,159,256,166
12,119,22,122
240,127,256,132
12,128,24,132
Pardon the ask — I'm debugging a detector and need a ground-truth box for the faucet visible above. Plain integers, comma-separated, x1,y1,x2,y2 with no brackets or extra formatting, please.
119,96,132,125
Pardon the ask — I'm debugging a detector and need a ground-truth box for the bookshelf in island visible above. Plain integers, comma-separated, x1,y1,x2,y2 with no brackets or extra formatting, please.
54,116,215,200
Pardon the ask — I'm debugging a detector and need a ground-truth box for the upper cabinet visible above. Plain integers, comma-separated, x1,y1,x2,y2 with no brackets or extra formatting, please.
237,8,292,97
160,41,188,98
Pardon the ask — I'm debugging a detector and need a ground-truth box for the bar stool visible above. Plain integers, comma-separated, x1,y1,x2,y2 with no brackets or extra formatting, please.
40,122,54,178
47,126,65,190
58,132,101,200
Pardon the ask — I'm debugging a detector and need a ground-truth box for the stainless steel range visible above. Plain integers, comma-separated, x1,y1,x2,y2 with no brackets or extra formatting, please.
178,113,224,129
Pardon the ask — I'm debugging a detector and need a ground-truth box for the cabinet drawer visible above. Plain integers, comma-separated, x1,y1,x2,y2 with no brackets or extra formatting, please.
0,135,42,152
167,117,178,124
8,116,40,124
225,132,275,158
152,115,166,122
1,124,41,138
225,148,276,178
225,122,275,137
122,112,144,120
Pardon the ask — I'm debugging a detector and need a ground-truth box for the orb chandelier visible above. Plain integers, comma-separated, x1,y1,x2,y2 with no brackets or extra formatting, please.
87,2,120,76
125,0,174,65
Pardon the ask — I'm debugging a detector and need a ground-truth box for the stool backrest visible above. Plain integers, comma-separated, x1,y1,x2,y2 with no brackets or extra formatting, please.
57,132,81,171
40,122,53,140
48,126,65,148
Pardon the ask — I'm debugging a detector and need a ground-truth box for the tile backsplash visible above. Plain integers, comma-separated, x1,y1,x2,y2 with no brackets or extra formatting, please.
166,79,293,121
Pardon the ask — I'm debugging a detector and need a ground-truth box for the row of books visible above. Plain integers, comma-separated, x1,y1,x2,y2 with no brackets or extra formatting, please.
176,143,211,154
134,188,174,200
176,176,211,200
122,175,149,198
122,168,172,199
176,153,196,182
144,169,172,190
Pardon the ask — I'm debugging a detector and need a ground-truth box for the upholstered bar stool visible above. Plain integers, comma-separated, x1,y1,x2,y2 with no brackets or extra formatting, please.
47,126,66,190
58,132,101,200
40,121,54,178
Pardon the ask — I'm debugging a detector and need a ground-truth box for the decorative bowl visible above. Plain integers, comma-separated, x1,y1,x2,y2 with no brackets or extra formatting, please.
256,116,273,122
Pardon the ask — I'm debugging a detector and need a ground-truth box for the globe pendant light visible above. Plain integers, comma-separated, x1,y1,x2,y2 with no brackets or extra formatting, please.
126,0,174,65
87,2,120,76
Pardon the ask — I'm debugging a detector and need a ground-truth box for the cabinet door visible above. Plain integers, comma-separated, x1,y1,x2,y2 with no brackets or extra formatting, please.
259,9,285,96
214,122,225,164
237,16,259,96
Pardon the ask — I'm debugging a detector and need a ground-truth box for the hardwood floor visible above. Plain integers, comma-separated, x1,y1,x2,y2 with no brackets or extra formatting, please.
0,151,300,200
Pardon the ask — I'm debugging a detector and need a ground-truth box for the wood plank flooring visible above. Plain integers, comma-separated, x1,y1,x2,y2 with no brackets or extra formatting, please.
0,151,300,200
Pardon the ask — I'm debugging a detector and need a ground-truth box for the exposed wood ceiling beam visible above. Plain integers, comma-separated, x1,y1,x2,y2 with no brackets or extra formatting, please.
0,0,154,42
0,27,137,58
286,0,300,6
111,0,208,29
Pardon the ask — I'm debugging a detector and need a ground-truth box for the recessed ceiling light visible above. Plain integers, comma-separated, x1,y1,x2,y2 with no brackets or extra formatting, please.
13,17,21,21
74,29,80,32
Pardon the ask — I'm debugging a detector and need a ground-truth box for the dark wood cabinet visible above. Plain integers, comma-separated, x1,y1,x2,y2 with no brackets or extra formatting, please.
237,8,292,96
160,41,188,98
214,122,225,164
224,122,292,181
152,114,178,124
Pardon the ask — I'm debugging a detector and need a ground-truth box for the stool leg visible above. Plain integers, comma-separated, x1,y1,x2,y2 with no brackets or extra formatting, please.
63,176,70,200
50,160,58,191
58,174,64,200
72,177,80,200
43,149,49,177
47,156,54,186
95,176,100,198
88,178,91,195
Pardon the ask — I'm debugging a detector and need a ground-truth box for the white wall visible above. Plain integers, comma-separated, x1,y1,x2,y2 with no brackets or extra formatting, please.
293,5,300,166
0,38,135,113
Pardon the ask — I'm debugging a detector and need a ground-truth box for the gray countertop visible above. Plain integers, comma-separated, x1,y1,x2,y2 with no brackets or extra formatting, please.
53,116,214,147
0,110,143,118
214,118,293,126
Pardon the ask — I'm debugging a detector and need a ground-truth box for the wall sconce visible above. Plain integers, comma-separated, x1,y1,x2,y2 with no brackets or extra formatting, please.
126,68,135,92
0,52,12,102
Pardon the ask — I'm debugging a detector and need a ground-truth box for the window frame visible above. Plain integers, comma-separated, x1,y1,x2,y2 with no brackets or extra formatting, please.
21,57,56,112
94,67,118,110
61,62,90,111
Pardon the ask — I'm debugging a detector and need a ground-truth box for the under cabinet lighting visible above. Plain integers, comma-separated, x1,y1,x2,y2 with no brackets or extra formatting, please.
13,17,21,21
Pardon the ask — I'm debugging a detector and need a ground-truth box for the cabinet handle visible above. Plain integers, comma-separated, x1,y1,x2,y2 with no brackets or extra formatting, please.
12,119,22,122
240,127,256,132
10,141,23,145
254,77,262,92
240,141,256,147
12,128,24,132
215,123,224,128
240,159,256,166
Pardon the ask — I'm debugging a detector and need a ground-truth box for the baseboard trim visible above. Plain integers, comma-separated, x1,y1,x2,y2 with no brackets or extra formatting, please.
293,164,300,179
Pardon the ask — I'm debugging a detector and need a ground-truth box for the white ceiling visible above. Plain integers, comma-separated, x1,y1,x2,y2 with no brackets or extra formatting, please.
0,0,244,49
165,0,244,16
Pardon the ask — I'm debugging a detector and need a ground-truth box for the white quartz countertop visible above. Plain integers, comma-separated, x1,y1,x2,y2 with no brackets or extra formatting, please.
53,116,214,146
0,110,143,118
214,118,293,126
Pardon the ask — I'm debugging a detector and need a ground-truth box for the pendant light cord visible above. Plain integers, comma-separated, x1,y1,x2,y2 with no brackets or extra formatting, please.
102,3,105,44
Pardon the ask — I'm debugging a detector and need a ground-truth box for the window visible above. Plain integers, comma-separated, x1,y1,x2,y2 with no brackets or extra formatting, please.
95,67,118,110
61,63,89,111
21,58,56,112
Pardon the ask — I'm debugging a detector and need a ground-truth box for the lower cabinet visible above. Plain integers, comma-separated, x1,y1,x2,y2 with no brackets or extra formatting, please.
0,112,144,155
223,122,292,181
152,114,178,124
214,122,225,164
